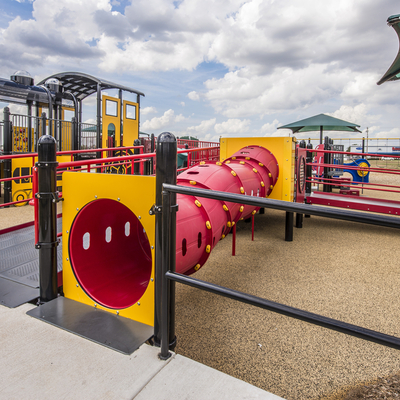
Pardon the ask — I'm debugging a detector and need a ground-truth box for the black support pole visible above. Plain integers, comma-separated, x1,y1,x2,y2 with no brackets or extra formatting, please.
96,83,101,153
150,133,155,174
160,189,172,359
285,211,294,241
296,140,306,228
3,107,12,207
36,135,59,303
295,213,303,228
71,117,78,154
27,101,32,152
134,138,141,175
154,132,177,351
323,136,331,193
305,141,313,197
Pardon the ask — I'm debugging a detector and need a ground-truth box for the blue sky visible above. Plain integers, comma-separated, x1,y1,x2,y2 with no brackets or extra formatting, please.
1,0,400,142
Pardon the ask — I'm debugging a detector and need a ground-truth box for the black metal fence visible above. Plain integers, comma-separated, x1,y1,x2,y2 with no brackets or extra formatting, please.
155,132,400,360
1,108,95,154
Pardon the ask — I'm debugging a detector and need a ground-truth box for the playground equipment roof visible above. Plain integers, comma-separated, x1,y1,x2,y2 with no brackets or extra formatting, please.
377,14,400,85
278,113,361,143
38,72,145,101
0,71,144,106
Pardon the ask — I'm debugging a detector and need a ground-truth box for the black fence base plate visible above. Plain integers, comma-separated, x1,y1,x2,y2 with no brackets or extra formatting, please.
27,297,153,354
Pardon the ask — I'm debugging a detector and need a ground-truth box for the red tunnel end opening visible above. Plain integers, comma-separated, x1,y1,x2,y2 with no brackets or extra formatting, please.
69,199,152,310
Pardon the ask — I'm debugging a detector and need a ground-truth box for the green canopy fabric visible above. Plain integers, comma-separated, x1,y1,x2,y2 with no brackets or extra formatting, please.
377,14,400,85
278,113,361,143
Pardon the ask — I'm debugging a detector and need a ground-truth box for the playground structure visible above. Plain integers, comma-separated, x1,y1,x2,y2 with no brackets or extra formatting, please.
0,71,217,206
1,39,400,359
2,130,398,357
312,140,371,187
0,71,142,206
57,135,300,330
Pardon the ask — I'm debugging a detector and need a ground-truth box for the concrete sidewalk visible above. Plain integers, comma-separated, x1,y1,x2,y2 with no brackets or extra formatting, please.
0,303,283,400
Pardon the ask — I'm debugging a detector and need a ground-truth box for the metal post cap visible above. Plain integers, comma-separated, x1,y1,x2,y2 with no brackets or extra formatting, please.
157,132,176,143
38,135,57,162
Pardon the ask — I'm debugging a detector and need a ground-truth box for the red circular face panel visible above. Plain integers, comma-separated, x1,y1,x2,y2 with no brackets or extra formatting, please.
69,199,152,309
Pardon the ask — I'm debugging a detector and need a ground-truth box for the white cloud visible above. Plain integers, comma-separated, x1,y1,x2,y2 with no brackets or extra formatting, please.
141,109,185,131
8,104,28,114
261,119,280,135
329,104,368,126
204,64,350,118
84,118,97,124
214,119,250,134
181,118,216,138
141,106,157,115
188,91,200,101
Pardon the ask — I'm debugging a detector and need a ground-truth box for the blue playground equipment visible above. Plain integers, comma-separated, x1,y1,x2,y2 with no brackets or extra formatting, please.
342,158,370,184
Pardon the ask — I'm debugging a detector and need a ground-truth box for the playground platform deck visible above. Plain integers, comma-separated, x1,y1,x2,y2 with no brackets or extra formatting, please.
307,190,400,215
0,302,282,400
0,219,62,308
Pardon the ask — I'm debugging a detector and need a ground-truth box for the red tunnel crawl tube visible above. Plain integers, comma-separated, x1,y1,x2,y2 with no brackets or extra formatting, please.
176,145,279,276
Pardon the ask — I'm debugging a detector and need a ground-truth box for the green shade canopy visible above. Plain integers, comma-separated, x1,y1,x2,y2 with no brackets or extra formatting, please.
377,14,400,85
278,113,360,134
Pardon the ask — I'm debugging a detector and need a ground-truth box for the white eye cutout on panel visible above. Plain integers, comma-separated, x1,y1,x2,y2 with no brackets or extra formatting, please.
83,232,90,250
125,221,130,237
106,227,112,243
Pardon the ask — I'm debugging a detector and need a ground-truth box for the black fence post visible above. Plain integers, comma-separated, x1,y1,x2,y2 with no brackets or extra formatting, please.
27,101,33,152
41,112,47,138
35,135,59,303
3,107,12,207
323,136,331,193
134,138,141,175
160,188,172,359
71,117,78,154
296,140,306,228
150,133,155,174
154,132,177,351
285,211,294,241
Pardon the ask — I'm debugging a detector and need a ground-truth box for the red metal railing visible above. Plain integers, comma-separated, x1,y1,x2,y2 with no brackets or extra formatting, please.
0,145,220,209
305,147,400,214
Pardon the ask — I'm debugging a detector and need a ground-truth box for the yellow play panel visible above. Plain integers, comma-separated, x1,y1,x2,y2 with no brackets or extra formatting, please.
62,172,156,327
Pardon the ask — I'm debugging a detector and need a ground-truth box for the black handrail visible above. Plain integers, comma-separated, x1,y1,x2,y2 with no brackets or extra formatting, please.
162,183,400,229
165,271,400,351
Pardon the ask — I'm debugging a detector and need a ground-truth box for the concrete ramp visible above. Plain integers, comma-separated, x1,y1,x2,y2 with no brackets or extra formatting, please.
0,303,284,400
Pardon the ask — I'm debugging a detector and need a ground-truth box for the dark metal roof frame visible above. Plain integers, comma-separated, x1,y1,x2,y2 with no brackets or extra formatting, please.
38,72,145,101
